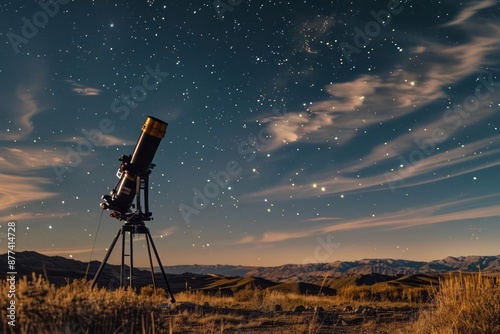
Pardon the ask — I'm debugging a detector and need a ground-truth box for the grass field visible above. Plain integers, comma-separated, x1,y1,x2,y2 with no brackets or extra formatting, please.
1,273,499,333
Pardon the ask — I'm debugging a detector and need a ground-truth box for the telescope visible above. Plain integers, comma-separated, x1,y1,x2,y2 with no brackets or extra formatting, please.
93,116,175,303
101,116,167,221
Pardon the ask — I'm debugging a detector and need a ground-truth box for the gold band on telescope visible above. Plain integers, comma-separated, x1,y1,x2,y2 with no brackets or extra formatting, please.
142,116,167,138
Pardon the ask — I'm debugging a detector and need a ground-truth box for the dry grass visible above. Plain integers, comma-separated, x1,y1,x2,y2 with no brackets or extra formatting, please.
338,284,430,305
411,273,500,334
0,274,170,334
2,273,499,333
177,284,342,311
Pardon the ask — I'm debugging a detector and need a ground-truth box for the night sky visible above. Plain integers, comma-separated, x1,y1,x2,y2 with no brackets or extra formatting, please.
1,0,500,267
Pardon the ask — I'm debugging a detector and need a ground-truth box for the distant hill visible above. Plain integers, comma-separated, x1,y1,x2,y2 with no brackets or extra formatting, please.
157,264,254,277
161,255,500,283
1,251,498,294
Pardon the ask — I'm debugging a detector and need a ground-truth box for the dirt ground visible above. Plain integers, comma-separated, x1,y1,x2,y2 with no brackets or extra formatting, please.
164,302,424,333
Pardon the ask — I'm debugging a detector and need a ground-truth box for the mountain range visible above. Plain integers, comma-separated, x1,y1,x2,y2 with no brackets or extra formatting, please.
159,255,500,282
1,252,499,292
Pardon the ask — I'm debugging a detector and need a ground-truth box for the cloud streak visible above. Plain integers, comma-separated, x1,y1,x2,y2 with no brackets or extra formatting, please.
0,62,50,141
0,147,67,172
0,212,72,222
243,133,500,201
0,173,57,213
66,80,101,96
35,246,105,256
245,0,500,202
237,193,500,244
259,0,499,151
63,134,136,147
444,0,497,26
0,147,64,213
0,86,46,141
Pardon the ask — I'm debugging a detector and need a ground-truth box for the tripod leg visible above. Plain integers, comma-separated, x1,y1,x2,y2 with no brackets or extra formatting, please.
129,228,134,289
146,230,176,303
121,226,126,287
146,235,157,289
92,228,122,289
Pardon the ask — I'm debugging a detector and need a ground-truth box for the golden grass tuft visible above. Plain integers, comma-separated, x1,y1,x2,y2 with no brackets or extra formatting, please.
412,273,500,334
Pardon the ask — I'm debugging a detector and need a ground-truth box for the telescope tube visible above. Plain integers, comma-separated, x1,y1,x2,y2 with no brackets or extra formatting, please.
101,116,167,216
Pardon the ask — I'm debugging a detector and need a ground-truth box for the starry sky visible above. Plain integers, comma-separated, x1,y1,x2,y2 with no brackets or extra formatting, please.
1,0,500,267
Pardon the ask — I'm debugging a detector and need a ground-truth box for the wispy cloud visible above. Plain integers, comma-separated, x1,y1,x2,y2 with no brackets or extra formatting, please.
0,62,51,141
0,173,57,212
0,86,47,141
15,89,39,136
0,147,66,171
35,246,104,256
445,0,496,26
66,80,101,96
0,212,72,222
236,229,318,244
320,194,500,233
259,0,499,151
0,147,64,213
151,226,177,240
246,0,500,202
243,136,500,201
237,194,500,244
63,134,136,146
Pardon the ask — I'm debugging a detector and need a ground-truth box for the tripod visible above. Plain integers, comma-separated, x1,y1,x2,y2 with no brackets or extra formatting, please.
91,172,176,303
